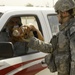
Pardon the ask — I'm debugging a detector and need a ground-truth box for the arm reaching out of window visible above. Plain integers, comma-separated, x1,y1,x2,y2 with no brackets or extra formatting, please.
28,25,44,41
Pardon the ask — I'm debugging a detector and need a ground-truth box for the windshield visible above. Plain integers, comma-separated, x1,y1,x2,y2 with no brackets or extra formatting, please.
48,14,60,35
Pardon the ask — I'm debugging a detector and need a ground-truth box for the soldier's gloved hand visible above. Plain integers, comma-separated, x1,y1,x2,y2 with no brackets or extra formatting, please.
21,37,32,42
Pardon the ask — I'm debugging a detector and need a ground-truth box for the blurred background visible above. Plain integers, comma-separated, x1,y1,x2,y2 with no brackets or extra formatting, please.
0,0,58,8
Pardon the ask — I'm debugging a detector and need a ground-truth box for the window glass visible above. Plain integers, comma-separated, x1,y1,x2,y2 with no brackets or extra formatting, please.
21,16,39,29
20,16,42,55
48,14,60,35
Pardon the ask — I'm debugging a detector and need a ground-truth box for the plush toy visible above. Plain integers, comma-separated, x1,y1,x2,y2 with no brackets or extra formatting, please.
11,25,33,43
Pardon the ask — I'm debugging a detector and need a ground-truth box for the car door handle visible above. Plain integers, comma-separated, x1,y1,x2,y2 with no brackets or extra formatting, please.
41,60,45,64
41,60,47,67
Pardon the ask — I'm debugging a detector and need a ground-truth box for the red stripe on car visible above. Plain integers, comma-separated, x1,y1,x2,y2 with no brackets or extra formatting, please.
14,63,47,75
0,57,46,75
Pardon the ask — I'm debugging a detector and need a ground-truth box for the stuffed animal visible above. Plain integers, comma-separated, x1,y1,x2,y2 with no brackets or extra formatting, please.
11,25,33,43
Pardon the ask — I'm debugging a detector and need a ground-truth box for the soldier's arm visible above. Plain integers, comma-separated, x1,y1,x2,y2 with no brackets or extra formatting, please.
69,25,75,74
28,37,53,53
70,25,75,45
70,25,75,59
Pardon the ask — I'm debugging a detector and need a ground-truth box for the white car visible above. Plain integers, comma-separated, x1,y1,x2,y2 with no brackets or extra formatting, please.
0,6,59,75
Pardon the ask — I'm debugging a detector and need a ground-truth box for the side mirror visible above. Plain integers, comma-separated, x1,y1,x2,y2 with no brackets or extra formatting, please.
0,42,14,58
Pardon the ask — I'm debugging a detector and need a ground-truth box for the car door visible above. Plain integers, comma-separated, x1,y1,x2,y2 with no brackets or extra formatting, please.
0,13,47,75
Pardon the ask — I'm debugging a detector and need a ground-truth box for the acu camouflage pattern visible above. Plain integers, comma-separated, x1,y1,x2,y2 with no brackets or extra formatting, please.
54,0,75,12
28,37,53,53
69,18,75,75
28,26,70,75
45,35,58,72
28,18,75,75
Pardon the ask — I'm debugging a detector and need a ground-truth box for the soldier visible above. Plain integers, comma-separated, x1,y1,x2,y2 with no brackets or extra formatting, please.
20,0,75,75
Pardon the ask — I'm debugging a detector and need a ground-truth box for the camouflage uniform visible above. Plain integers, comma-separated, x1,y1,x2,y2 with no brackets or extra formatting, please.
27,0,75,75
28,17,75,75
69,18,75,75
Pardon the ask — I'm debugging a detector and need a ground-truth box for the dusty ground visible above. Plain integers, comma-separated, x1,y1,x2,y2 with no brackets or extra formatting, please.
36,68,57,75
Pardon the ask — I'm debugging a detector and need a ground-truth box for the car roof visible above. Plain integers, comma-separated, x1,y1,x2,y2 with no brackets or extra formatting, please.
0,6,55,13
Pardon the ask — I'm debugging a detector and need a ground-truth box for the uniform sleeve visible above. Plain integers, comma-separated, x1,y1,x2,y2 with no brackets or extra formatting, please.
28,37,53,53
70,25,75,60
70,25,75,45
70,25,75,74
